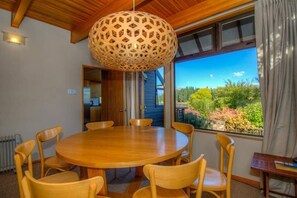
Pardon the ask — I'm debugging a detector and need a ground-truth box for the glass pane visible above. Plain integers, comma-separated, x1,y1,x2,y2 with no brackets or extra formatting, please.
175,48,263,136
177,27,214,58
240,17,255,41
197,28,213,51
178,34,200,56
221,21,240,47
221,15,255,47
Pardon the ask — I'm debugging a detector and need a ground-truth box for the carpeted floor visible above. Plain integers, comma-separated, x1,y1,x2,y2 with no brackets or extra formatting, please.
0,163,264,198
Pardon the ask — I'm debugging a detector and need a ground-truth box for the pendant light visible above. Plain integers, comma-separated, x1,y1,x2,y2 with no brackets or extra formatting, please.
88,0,178,72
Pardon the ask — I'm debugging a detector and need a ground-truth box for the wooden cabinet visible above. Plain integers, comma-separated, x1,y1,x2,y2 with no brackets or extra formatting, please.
90,106,101,122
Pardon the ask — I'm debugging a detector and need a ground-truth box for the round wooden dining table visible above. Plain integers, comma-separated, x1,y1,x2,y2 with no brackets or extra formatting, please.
56,126,188,195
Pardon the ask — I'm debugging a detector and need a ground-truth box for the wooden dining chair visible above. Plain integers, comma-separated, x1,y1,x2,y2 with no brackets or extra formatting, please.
86,121,114,132
85,121,115,179
133,154,206,198
22,170,104,198
172,122,194,163
129,118,153,126
190,133,235,198
14,139,79,198
36,126,74,177
128,118,153,175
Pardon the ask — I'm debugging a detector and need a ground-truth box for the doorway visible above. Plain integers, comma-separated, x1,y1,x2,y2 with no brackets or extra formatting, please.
139,68,165,126
82,66,125,130
82,66,102,130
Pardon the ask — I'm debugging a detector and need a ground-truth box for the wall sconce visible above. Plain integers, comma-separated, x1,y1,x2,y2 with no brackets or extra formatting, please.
2,31,26,45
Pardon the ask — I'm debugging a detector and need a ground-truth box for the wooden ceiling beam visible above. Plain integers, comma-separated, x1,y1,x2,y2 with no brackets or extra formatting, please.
166,0,254,31
71,0,146,43
11,0,33,28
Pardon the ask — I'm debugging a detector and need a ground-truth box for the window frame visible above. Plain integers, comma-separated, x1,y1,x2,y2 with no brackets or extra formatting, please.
173,12,263,137
175,12,256,64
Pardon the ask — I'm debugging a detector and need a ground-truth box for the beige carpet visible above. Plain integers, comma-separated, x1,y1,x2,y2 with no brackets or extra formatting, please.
0,163,264,198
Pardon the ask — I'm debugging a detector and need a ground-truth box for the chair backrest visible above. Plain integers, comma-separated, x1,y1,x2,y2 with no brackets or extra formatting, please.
217,133,235,190
172,122,194,162
86,121,114,132
21,170,104,198
129,118,153,126
14,139,36,198
143,154,206,198
35,126,63,177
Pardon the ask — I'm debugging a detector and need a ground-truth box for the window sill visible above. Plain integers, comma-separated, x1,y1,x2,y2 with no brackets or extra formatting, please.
194,128,263,141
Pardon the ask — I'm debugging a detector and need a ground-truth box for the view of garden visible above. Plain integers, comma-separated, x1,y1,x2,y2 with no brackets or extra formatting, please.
176,81,263,135
175,48,264,136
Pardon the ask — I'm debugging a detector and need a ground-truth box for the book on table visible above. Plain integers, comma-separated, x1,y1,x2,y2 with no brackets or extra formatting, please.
274,160,297,172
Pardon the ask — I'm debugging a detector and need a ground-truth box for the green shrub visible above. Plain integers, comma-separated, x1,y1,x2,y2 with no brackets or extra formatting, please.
241,102,263,128
184,113,210,129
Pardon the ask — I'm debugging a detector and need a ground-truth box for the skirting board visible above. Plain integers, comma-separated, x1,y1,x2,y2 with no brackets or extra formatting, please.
232,174,260,189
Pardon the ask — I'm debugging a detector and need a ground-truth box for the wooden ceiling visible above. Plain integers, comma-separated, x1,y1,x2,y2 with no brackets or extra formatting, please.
0,0,253,43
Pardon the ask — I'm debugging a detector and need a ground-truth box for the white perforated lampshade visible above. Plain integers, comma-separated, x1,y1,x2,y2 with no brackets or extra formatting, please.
88,11,178,72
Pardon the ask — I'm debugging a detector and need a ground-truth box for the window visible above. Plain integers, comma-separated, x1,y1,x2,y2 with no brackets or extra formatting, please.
221,16,255,47
174,13,263,136
156,68,164,106
176,27,214,58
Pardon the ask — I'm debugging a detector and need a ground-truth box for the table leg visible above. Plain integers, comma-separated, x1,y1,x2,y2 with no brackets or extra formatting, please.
135,166,144,177
87,168,107,196
295,179,297,198
263,172,269,198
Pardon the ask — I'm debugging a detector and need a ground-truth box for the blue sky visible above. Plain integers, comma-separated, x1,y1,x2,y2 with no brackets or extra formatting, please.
175,48,259,89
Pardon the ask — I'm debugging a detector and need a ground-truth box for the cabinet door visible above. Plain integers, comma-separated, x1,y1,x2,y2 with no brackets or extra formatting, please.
101,70,124,126
90,107,101,122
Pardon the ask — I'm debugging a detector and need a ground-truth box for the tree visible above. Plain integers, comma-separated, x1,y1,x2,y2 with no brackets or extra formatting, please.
176,87,196,102
189,88,213,118
212,80,261,109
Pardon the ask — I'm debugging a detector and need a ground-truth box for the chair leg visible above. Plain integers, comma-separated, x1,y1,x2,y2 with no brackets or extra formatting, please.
186,187,191,197
114,169,117,178
40,164,45,178
80,167,88,179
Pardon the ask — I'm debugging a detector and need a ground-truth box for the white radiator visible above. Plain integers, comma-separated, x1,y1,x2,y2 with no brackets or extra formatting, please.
0,134,22,172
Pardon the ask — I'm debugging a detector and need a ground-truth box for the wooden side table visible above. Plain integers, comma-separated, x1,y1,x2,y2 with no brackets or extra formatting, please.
251,152,297,198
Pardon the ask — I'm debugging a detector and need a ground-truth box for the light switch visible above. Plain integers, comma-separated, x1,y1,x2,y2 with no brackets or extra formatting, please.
67,89,77,95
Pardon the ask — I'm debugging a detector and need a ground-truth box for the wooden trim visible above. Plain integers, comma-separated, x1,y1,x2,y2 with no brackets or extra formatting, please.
82,66,85,130
175,41,255,63
163,67,166,127
0,2,14,11
170,62,175,127
175,2,254,36
194,129,263,141
11,0,33,28
231,174,261,189
70,0,146,43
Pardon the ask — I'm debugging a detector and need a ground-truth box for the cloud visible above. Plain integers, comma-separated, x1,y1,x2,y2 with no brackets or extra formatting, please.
232,71,245,77
210,74,213,78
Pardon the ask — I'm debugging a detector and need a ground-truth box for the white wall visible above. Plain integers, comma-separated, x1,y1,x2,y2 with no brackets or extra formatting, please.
0,9,97,159
193,130,263,182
